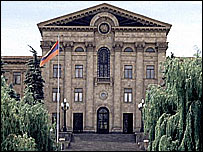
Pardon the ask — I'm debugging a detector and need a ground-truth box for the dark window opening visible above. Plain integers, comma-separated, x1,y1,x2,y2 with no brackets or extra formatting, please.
124,47,133,52
98,47,110,78
13,72,21,85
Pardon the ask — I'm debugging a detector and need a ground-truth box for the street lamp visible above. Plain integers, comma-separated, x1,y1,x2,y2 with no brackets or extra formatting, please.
61,98,69,132
138,98,145,132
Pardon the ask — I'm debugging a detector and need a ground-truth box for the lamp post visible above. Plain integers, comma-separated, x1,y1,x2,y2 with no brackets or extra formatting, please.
61,98,69,132
138,98,145,132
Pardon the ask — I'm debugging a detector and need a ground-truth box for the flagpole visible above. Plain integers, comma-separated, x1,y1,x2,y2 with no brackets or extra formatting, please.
57,35,60,144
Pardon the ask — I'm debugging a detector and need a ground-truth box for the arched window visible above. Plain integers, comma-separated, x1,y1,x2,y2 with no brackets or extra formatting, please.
145,47,155,52
75,47,84,52
98,47,110,78
124,47,133,52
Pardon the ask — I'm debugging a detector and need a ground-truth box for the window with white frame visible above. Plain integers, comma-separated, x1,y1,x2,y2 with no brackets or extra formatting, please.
52,88,60,102
75,65,83,78
124,88,132,103
74,88,83,102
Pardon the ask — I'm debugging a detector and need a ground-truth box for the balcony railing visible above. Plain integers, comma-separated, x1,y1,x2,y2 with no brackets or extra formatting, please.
94,77,113,86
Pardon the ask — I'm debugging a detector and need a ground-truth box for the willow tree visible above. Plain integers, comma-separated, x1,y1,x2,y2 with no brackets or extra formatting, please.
1,75,37,151
143,56,202,151
1,74,57,151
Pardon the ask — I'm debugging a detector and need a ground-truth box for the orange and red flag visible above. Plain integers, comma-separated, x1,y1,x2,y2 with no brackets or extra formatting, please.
40,41,59,67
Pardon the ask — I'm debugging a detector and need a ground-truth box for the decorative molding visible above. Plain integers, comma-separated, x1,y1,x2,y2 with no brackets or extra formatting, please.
63,41,74,48
156,42,168,50
90,12,119,26
40,41,52,49
135,42,145,50
113,41,123,49
85,42,95,48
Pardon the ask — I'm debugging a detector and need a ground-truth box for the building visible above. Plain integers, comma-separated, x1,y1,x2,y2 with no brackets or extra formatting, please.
2,56,33,98
2,3,171,134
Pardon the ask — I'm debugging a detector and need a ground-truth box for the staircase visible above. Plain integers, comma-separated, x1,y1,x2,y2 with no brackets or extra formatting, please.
67,133,144,151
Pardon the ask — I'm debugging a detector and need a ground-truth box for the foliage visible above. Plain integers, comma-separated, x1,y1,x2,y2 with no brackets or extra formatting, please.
7,84,20,101
1,133,36,151
1,58,5,75
143,56,202,151
24,46,45,104
1,75,56,151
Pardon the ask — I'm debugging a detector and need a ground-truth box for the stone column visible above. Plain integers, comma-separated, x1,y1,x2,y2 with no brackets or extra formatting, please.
135,42,145,132
156,42,168,85
85,42,95,131
63,41,73,131
112,42,123,132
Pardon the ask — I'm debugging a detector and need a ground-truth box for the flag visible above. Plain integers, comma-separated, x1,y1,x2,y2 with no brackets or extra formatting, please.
40,41,59,67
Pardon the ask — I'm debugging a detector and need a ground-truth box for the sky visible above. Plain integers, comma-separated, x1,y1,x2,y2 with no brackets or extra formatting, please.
1,1,202,57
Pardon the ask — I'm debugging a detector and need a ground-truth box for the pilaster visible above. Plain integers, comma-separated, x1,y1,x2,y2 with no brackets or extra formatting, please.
135,42,145,132
85,42,95,131
112,42,123,132
40,41,52,111
63,41,73,131
156,42,168,85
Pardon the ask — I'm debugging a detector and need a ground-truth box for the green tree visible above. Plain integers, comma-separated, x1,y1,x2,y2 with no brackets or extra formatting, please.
7,84,20,101
143,56,202,151
1,75,37,151
24,46,45,105
1,58,5,75
1,75,57,151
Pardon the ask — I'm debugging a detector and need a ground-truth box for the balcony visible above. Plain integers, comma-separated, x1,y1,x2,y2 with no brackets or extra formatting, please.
94,77,113,86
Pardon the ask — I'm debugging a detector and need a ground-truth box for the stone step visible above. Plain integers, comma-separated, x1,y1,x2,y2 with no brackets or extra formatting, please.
72,133,135,143
67,133,144,151
68,140,142,151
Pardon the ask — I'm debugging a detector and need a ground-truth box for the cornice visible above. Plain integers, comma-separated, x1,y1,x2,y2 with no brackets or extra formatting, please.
39,26,170,34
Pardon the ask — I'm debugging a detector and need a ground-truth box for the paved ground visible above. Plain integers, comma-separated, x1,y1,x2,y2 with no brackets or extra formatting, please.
67,133,144,151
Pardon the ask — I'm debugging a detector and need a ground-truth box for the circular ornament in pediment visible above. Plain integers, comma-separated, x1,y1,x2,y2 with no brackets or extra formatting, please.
98,22,111,35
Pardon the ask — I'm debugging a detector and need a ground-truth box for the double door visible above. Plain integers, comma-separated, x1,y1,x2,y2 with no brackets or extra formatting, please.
123,113,133,134
73,113,83,133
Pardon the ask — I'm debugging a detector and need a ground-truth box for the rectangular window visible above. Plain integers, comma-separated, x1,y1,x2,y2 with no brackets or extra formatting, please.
75,65,83,78
124,88,132,103
124,65,132,79
53,64,61,78
52,88,60,102
74,88,83,102
146,65,155,79
13,72,21,85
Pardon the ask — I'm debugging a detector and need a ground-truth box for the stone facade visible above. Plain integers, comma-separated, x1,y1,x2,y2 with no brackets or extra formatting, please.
2,3,171,133
2,56,33,98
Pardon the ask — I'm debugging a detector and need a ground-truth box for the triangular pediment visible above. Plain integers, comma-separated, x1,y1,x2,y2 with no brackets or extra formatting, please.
37,3,171,28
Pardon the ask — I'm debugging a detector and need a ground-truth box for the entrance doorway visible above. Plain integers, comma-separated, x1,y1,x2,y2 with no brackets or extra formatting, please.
73,113,83,133
97,107,109,133
123,113,133,134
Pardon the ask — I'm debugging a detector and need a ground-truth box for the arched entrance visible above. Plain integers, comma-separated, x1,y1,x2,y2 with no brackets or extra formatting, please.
97,107,109,133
